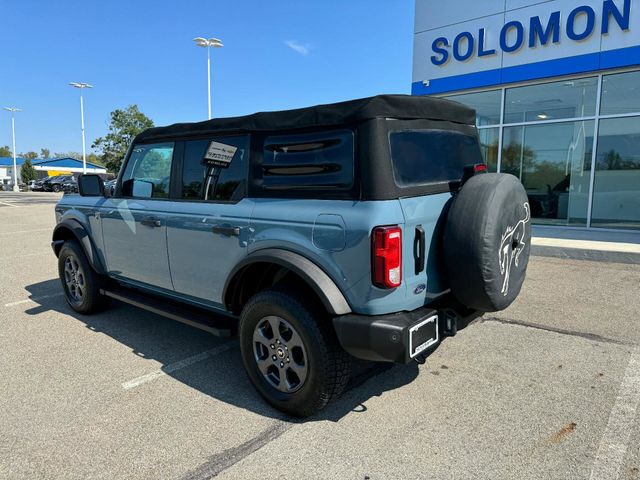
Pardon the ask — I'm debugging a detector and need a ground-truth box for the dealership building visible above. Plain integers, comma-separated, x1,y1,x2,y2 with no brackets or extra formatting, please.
0,157,107,187
413,0,640,230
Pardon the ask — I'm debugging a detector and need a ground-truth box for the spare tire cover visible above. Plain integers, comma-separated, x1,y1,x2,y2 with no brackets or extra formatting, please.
443,173,531,312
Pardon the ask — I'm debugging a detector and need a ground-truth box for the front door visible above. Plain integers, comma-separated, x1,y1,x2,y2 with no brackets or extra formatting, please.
167,135,252,305
101,142,175,291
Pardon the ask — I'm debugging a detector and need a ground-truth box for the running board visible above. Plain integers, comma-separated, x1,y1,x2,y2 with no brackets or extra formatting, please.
100,287,235,337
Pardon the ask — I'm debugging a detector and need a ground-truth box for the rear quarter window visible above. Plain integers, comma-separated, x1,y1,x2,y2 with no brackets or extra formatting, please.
389,129,483,187
262,130,354,191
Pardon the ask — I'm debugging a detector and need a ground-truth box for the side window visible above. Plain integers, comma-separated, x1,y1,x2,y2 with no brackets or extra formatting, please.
262,130,354,191
181,135,249,202
121,143,174,198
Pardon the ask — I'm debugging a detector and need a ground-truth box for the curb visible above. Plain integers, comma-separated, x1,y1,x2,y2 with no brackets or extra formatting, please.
531,245,640,264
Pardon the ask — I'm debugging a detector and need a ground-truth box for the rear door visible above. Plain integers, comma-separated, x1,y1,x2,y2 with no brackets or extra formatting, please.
388,126,485,300
100,142,175,290
166,135,253,306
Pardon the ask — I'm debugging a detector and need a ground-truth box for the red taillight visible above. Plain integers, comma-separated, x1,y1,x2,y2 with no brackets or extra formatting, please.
474,163,488,173
372,226,402,289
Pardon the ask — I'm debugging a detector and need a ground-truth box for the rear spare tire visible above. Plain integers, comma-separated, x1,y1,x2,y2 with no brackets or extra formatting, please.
443,173,531,312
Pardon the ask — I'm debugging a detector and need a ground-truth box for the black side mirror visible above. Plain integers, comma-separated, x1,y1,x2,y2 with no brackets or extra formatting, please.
78,174,105,197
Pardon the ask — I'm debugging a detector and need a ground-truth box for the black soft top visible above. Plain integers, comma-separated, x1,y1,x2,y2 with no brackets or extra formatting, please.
135,94,476,142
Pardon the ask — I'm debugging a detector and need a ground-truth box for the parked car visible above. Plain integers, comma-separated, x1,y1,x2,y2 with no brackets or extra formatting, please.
61,176,78,194
43,175,75,192
51,95,532,417
31,177,48,191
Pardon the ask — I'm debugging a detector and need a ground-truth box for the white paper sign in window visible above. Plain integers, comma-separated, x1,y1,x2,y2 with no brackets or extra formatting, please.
203,141,238,168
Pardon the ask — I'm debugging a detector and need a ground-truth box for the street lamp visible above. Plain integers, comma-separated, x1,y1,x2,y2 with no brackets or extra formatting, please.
3,106,22,192
69,82,93,174
193,37,223,120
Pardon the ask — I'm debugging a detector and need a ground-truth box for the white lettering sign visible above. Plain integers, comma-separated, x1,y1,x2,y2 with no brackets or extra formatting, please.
203,141,237,169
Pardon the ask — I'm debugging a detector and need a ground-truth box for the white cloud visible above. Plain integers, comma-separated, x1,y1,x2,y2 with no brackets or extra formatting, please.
284,40,313,56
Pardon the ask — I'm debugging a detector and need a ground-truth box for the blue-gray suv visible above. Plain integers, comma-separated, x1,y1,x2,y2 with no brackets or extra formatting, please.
52,95,531,416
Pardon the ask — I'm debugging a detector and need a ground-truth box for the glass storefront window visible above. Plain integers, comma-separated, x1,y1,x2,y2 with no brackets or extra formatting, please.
478,128,499,172
591,116,640,230
441,90,501,126
504,78,598,124
502,121,594,226
600,71,640,116
434,69,640,230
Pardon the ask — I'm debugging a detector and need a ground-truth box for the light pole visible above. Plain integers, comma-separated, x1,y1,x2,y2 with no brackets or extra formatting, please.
69,82,93,173
193,37,223,119
3,106,22,192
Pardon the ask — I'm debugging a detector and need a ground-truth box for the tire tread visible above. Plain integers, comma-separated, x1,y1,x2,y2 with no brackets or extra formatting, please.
239,287,351,417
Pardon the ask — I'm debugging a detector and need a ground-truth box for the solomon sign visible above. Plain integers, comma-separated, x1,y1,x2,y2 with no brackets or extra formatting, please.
412,0,639,95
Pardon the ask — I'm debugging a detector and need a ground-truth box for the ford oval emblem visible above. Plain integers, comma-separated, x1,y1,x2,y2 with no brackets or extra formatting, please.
414,284,426,295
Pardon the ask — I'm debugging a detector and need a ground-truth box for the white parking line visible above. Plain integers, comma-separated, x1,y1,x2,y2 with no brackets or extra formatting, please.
0,251,51,260
0,228,51,236
0,201,19,207
4,292,64,307
122,341,237,390
589,350,640,480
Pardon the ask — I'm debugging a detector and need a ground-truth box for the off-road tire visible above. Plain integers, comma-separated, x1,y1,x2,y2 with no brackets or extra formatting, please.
239,288,351,417
58,240,110,314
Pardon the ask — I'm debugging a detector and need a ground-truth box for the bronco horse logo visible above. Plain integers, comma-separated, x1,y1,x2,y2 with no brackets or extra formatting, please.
498,202,530,296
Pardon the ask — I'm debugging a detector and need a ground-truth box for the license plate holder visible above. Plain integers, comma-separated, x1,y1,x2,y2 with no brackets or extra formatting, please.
409,314,439,358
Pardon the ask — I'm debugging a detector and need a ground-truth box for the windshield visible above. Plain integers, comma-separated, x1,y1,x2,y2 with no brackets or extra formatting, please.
389,129,483,187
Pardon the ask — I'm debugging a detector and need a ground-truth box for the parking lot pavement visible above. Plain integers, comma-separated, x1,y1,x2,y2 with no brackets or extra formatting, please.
1,198,639,480
0,191,62,208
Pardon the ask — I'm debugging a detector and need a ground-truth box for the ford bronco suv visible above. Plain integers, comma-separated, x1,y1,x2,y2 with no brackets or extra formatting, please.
52,95,531,417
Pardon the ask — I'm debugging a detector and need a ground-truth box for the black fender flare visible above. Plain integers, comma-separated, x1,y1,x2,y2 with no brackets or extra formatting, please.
52,219,107,275
223,248,352,316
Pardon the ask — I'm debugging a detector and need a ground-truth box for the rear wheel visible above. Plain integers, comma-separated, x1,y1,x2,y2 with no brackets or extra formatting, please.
52,184,61,192
239,288,351,417
58,240,109,314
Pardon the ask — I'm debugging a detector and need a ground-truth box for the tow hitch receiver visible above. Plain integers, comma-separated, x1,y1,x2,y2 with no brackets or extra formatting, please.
440,309,459,337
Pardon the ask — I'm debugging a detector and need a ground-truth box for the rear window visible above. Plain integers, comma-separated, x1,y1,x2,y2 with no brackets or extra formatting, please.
181,135,249,202
262,130,354,191
389,129,483,187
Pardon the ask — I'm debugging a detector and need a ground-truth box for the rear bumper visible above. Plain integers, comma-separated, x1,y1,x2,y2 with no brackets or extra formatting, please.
333,302,482,364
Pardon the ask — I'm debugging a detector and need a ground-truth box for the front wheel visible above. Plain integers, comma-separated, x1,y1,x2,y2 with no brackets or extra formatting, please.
58,240,109,314
52,184,61,192
239,288,351,417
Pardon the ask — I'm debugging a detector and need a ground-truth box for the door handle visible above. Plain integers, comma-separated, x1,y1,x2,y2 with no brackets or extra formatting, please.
414,225,426,274
212,225,241,237
141,216,162,228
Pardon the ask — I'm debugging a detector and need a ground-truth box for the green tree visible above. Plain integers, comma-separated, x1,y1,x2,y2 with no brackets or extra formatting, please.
598,149,638,170
20,159,37,185
40,148,50,158
501,142,535,178
54,151,83,160
0,145,11,157
21,151,38,161
92,105,154,173
87,153,104,166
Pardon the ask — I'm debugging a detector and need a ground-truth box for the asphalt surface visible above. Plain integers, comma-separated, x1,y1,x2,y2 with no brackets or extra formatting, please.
1,191,639,480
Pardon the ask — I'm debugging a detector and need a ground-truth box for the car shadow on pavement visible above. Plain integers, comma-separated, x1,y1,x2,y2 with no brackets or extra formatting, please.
23,279,421,423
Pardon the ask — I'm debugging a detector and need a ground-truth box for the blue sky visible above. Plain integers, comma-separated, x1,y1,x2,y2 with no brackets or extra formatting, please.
0,0,414,155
